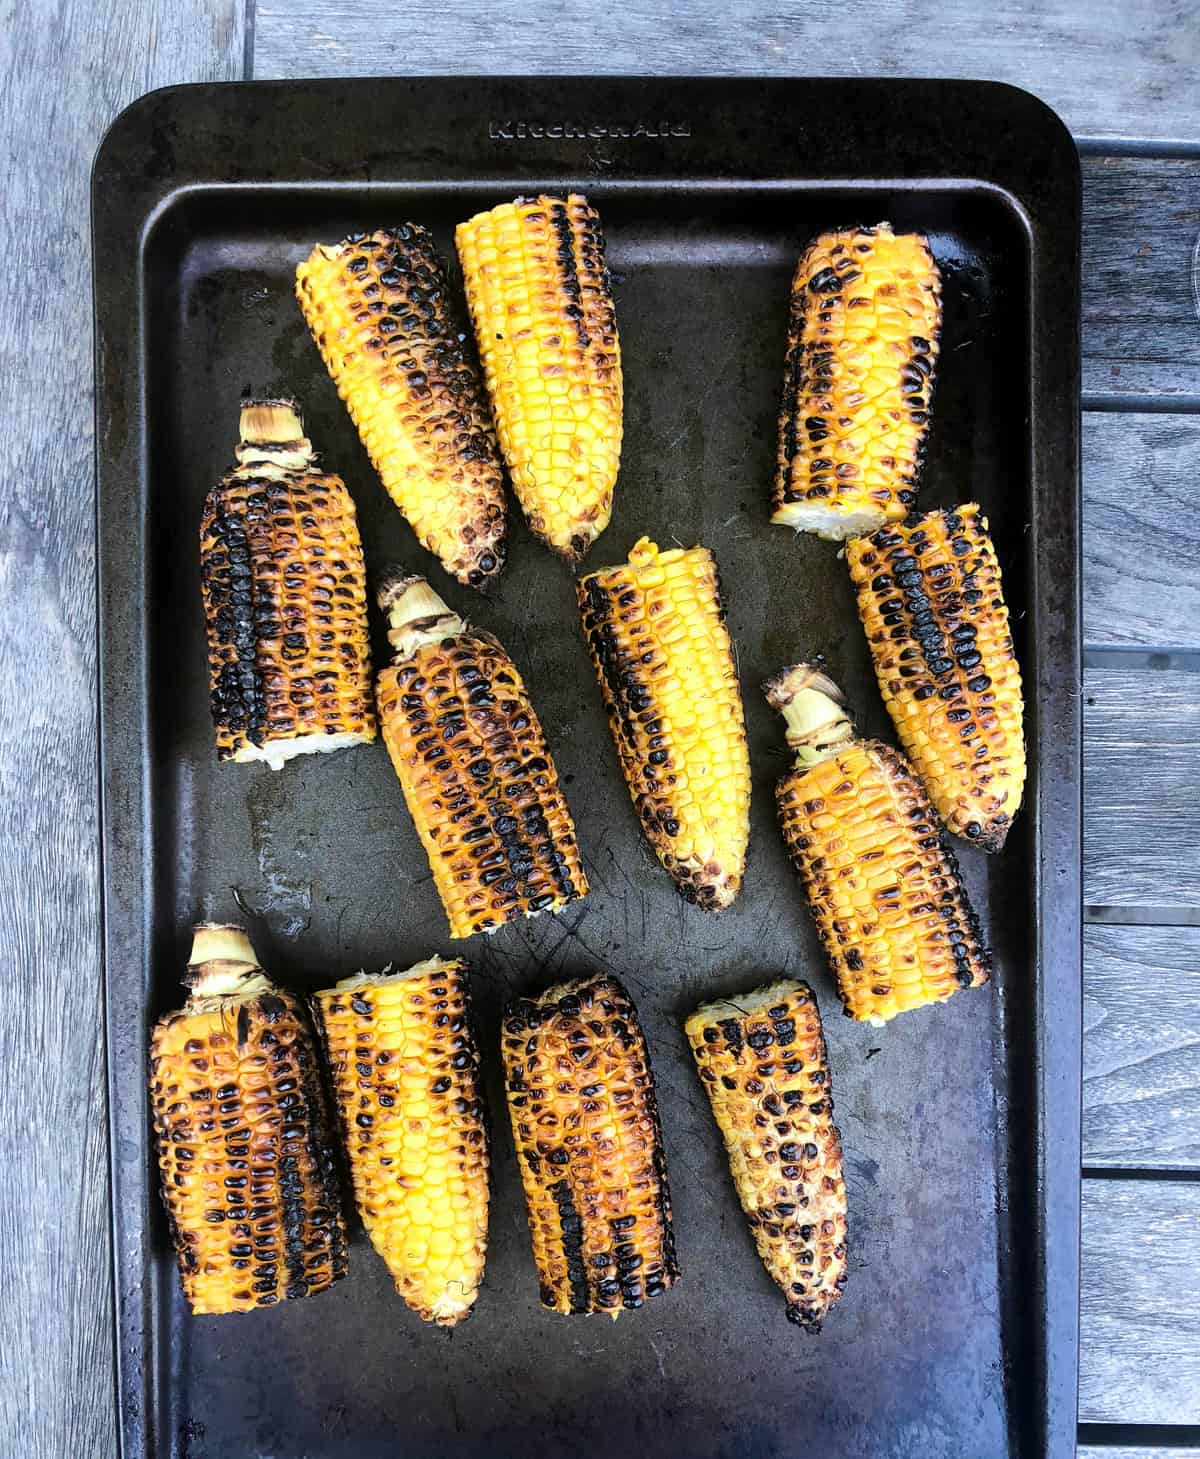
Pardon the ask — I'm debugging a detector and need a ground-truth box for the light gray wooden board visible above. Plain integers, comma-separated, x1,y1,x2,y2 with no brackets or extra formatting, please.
1080,1450,1200,1458
1084,670,1200,907
253,0,1200,145
1084,927,1200,1168
0,1,244,1456
1080,1178,1200,1425
1084,412,1200,650
1082,158,1200,402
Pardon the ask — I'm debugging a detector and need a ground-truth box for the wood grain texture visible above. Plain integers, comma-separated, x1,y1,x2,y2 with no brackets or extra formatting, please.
1082,157,1200,402
1080,1178,1200,1424
0,2,244,1455
1084,926,1200,1167
254,0,1200,145
1084,670,1200,907
1080,1450,1200,1458
1084,412,1200,649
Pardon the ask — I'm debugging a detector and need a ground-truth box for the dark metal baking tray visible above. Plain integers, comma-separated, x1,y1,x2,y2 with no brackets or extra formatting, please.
93,76,1081,1459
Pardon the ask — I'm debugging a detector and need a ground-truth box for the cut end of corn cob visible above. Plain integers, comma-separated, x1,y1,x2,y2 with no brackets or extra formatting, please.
577,536,751,910
686,979,847,1331
376,578,588,937
295,227,506,589
846,503,1026,851
456,194,622,561
766,664,990,1024
312,955,490,1326
772,223,942,541
201,397,377,769
501,974,678,1316
149,925,347,1314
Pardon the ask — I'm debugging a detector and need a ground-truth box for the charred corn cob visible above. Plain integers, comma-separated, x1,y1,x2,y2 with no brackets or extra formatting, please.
456,194,622,561
766,664,989,1024
376,575,588,938
577,536,751,909
200,398,376,768
295,226,506,589
148,925,347,1314
312,956,489,1325
772,224,941,540
500,975,678,1316
846,503,1025,851
686,980,847,1331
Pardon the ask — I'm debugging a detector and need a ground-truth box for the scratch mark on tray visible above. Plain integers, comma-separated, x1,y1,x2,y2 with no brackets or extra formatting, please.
1192,229,1200,322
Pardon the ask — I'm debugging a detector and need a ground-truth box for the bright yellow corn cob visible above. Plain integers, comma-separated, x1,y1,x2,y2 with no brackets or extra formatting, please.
846,503,1026,851
148,926,348,1314
500,975,678,1316
312,956,489,1325
577,536,751,909
295,226,506,589
375,575,588,938
456,194,622,561
686,979,847,1331
765,664,989,1024
200,399,376,768
772,224,942,540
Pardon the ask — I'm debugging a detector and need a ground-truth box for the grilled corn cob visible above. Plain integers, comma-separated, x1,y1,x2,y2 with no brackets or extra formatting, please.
577,536,751,909
376,575,588,938
772,224,942,540
456,194,622,561
500,975,678,1316
200,399,376,768
295,226,506,589
766,664,989,1024
686,980,847,1331
148,925,348,1314
846,503,1025,851
312,956,489,1325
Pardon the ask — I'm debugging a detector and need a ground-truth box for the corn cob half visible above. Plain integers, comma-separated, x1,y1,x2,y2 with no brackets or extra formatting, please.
295,226,506,589
312,956,489,1325
686,979,847,1331
456,194,622,561
766,664,989,1024
772,224,942,540
200,399,376,768
577,536,751,909
148,925,348,1314
376,575,588,938
501,975,678,1316
846,503,1026,851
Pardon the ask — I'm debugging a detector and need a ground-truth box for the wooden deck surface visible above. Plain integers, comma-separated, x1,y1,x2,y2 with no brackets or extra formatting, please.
3,0,1198,1452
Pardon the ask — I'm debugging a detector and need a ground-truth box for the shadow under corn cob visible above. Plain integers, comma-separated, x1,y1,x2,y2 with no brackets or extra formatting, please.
456,194,622,562
295,226,506,589
312,956,490,1326
577,536,751,909
846,503,1026,851
200,399,376,769
148,925,348,1315
686,979,847,1331
772,224,941,541
500,975,678,1316
375,575,588,939
765,663,989,1025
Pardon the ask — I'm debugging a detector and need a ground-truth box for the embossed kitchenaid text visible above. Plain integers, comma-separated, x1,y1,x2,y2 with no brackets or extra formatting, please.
488,120,692,141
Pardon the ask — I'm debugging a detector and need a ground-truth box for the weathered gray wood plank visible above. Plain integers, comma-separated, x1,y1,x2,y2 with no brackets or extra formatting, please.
254,0,1200,145
1080,1450,1200,1459
1084,412,1200,649
1082,157,1200,402
1080,1177,1200,1424
1084,670,1200,907
1084,926,1200,1167
0,3,244,1456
